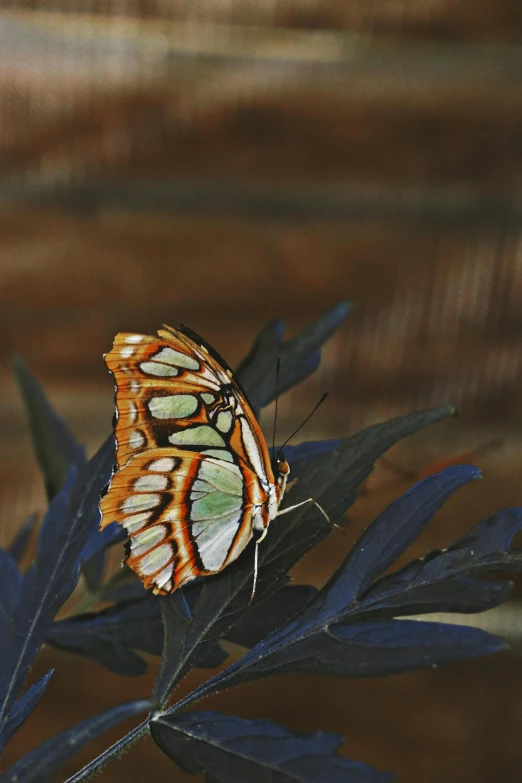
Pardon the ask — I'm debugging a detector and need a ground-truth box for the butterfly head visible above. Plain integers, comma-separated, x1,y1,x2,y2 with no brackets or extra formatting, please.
274,453,290,501
276,454,290,477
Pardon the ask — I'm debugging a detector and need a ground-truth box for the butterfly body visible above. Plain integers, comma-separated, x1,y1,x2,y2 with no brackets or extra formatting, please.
99,324,289,594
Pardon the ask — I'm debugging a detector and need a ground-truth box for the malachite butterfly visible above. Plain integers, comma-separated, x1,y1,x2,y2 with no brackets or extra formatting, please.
99,324,298,596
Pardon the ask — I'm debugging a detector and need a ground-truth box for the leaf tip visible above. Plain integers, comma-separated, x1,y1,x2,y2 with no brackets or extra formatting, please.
454,463,483,482
11,352,28,383
331,300,353,320
479,634,510,657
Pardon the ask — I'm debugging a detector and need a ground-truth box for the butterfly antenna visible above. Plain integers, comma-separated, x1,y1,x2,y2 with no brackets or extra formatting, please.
272,357,281,457
277,391,329,460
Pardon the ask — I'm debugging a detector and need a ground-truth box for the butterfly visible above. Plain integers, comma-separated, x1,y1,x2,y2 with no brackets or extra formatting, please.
99,324,325,596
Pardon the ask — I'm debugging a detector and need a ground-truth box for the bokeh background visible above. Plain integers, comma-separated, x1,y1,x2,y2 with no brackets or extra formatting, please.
2,1,522,781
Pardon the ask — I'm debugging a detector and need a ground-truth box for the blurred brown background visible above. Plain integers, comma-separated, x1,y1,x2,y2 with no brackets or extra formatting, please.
2,1,522,781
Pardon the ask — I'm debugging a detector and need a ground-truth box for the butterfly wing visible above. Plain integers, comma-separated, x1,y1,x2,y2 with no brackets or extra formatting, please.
99,448,262,593
100,325,277,592
105,326,276,487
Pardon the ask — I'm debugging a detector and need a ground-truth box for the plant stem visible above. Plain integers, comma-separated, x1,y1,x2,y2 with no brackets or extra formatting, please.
63,718,151,783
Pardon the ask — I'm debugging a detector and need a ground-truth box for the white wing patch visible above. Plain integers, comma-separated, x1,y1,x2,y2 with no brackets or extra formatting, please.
131,525,166,556
193,511,243,571
148,457,177,472
122,511,151,534
139,543,173,575
154,563,174,590
240,417,267,485
122,493,161,513
133,474,168,492
129,430,145,450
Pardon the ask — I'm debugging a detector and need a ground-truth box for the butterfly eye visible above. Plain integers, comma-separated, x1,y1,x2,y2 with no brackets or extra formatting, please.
278,458,290,476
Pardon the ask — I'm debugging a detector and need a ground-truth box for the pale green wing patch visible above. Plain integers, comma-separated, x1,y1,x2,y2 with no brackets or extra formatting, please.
148,394,199,419
189,458,246,571
216,410,233,432
140,361,179,377
169,425,225,448
197,458,244,494
154,346,199,370
191,490,242,521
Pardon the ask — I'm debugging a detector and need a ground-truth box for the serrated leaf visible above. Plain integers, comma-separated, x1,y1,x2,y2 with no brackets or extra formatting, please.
165,465,506,709
236,302,351,413
0,481,76,731
3,699,151,783
12,354,86,500
153,407,455,706
0,437,115,738
46,597,163,677
358,507,522,617
0,670,53,752
151,711,393,783
46,595,227,677
318,465,482,619
220,621,506,682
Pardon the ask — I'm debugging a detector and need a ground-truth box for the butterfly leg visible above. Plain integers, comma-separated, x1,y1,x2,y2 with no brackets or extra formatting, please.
278,499,345,535
249,526,270,606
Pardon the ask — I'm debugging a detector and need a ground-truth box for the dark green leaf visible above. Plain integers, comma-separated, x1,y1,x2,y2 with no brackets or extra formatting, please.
0,670,53,751
0,438,114,738
151,711,393,783
47,595,227,677
216,621,506,682
359,507,522,618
